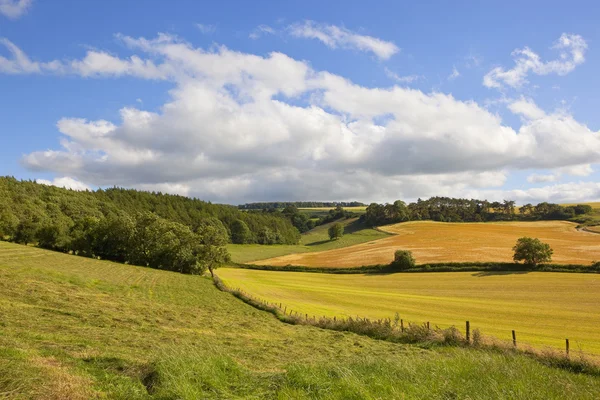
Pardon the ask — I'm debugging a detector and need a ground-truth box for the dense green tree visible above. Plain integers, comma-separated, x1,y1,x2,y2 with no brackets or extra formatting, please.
197,219,231,277
512,237,553,267
0,209,18,238
230,219,252,244
328,223,344,240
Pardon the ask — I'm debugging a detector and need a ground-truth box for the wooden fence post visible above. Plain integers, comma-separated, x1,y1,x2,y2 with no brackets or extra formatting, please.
284,306,287,314
401,319,404,332
427,321,430,331
512,330,517,347
566,339,570,357
466,321,470,343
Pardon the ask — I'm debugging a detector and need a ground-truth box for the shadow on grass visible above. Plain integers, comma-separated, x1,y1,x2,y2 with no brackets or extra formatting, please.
472,270,530,277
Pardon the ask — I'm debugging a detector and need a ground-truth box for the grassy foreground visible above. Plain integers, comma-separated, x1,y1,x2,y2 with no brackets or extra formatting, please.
218,268,600,355
227,217,389,264
2,242,600,398
254,220,600,267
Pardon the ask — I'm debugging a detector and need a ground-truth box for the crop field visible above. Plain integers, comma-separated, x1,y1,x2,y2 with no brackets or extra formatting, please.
227,217,389,263
4,241,600,398
218,268,600,355
254,220,600,267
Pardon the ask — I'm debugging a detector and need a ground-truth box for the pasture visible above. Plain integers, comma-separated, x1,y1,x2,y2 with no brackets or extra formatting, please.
4,241,600,398
227,217,389,263
218,268,600,355
254,220,600,267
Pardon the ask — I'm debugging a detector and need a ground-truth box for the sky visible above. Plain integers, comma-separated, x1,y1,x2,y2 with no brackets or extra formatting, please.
1,0,600,205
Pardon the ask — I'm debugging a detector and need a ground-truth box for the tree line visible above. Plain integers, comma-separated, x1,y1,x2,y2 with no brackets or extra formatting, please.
238,201,365,210
362,197,592,226
0,177,302,255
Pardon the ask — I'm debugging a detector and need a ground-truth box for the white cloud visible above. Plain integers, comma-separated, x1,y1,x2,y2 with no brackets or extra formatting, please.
0,0,31,19
249,25,275,40
384,67,420,84
484,33,587,89
448,66,460,80
527,173,558,183
37,177,91,191
289,20,399,60
508,97,546,120
196,23,216,34
3,33,600,203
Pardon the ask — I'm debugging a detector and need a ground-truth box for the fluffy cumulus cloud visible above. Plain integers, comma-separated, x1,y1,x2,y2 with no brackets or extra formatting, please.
484,33,587,89
0,0,31,19
289,21,399,60
3,33,600,203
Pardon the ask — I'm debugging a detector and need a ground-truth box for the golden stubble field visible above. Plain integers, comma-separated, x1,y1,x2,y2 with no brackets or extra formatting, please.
218,268,600,355
254,221,600,267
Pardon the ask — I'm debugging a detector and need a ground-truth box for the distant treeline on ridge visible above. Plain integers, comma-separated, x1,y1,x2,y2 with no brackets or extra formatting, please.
238,201,366,210
361,197,593,226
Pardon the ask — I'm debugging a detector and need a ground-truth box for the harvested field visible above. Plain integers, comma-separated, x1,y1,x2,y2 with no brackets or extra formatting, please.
218,268,600,355
254,220,600,267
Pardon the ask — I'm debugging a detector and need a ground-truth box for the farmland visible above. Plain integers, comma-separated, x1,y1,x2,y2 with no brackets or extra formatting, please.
218,268,600,355
254,220,600,267
227,217,389,263
4,242,600,398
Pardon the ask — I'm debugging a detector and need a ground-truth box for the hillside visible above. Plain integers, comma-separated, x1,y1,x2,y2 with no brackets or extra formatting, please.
227,217,388,264
219,268,600,354
2,242,600,398
254,220,600,267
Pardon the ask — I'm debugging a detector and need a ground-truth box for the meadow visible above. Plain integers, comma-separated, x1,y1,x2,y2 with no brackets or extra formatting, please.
227,217,389,264
218,268,600,355
253,220,600,267
4,241,600,398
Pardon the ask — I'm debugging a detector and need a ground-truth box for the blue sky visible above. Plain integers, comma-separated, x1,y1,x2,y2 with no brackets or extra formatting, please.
1,0,600,204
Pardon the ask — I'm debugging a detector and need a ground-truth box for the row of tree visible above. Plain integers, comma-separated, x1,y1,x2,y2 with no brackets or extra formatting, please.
0,177,300,246
362,197,592,226
238,201,365,210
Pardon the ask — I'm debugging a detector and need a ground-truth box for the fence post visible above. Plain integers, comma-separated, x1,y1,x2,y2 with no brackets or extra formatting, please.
401,319,404,332
284,306,287,314
566,339,570,357
427,321,430,331
512,330,517,347
466,321,470,343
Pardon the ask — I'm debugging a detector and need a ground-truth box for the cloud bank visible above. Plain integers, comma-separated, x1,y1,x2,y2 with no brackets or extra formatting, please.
1,32,598,203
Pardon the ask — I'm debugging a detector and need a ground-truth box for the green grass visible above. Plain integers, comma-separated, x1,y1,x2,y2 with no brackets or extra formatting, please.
227,218,389,264
218,268,600,355
3,241,600,398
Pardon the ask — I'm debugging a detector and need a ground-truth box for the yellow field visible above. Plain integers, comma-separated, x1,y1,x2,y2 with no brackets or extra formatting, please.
218,268,600,355
255,220,600,267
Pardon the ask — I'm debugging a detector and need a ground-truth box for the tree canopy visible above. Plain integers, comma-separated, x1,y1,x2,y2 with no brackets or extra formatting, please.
512,237,553,267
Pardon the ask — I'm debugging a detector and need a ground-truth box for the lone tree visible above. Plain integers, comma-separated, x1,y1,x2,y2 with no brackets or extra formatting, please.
328,223,344,240
391,250,415,271
512,237,553,267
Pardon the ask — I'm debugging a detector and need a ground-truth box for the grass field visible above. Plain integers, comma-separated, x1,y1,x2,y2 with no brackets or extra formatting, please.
4,242,600,398
254,220,600,267
227,217,389,264
218,268,600,355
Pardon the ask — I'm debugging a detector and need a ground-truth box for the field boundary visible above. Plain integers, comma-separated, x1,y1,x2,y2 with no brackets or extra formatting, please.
231,261,600,274
213,274,600,376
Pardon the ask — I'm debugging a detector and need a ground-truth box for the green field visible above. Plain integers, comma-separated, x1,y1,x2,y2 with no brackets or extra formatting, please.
218,268,600,355
227,218,389,263
3,241,600,398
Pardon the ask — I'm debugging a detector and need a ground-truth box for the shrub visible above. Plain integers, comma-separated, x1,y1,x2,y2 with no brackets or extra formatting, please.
328,223,344,240
391,250,415,271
